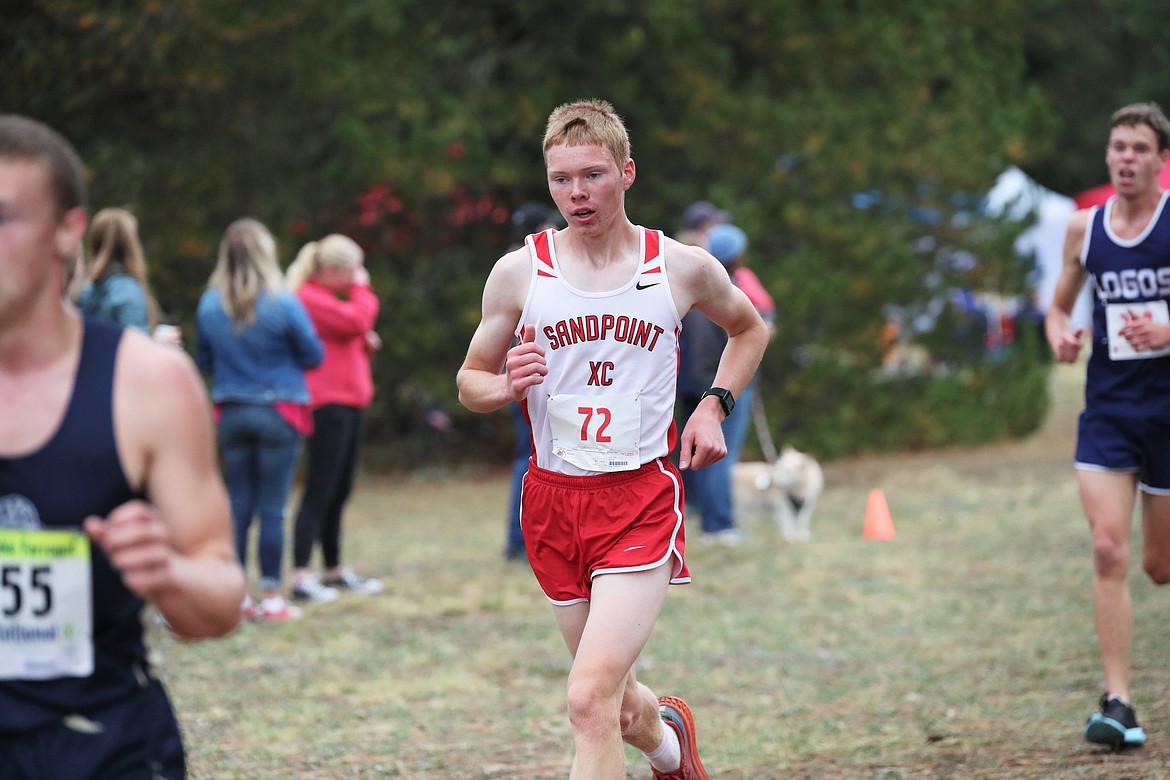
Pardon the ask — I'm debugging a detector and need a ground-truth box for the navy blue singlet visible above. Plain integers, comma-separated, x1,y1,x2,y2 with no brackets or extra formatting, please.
1084,193,1170,418
0,318,146,731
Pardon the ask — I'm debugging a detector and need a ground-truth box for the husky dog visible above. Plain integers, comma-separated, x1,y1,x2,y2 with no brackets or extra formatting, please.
733,446,824,542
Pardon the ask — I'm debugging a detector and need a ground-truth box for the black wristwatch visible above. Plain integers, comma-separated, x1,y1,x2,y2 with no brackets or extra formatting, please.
701,387,735,418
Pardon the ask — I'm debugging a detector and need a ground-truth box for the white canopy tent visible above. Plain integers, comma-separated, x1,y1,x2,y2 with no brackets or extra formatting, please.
986,166,1091,329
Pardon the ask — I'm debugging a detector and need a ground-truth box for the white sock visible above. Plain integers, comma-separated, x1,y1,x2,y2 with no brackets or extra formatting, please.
642,720,681,774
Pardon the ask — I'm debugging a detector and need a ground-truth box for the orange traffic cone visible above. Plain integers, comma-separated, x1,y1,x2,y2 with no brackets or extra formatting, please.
863,488,895,541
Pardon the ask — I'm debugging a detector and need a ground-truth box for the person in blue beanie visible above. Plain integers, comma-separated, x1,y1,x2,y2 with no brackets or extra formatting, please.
677,223,762,545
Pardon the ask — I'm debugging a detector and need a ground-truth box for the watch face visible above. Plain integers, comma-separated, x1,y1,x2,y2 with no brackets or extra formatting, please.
704,388,733,416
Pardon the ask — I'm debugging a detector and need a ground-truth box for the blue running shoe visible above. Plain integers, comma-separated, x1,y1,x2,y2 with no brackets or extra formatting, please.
1085,694,1146,749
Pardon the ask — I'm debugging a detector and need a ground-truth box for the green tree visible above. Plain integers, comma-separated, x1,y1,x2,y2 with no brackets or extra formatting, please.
5,0,1168,463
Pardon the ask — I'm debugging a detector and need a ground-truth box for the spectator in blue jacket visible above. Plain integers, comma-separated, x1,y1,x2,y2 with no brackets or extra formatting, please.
73,207,185,348
195,218,324,621
74,207,156,332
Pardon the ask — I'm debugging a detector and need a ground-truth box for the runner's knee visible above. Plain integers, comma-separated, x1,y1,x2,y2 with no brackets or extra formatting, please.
619,689,650,737
566,677,619,738
1092,537,1128,578
1142,551,1170,584
619,701,638,735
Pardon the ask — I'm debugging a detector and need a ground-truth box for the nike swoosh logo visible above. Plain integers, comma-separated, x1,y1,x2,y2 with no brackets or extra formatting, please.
624,545,645,552
635,282,660,290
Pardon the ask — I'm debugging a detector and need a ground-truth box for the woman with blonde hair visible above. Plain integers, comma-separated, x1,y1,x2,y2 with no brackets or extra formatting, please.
286,234,383,602
75,207,160,332
195,218,324,621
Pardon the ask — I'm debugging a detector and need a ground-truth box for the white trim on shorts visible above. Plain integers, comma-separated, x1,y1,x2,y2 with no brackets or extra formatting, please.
1074,461,1136,475
590,458,689,585
1074,461,1170,494
545,459,690,607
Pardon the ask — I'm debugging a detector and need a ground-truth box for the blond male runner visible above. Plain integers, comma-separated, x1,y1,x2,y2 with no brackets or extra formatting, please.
0,114,244,778
457,99,768,778
1047,102,1170,749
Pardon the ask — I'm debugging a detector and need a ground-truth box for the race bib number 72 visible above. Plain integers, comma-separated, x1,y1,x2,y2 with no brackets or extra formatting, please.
548,393,641,472
0,528,93,680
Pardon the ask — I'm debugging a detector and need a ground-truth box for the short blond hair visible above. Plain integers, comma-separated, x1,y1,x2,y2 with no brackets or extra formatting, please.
542,99,630,167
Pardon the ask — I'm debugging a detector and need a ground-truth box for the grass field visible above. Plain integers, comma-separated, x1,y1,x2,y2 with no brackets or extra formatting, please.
155,362,1170,778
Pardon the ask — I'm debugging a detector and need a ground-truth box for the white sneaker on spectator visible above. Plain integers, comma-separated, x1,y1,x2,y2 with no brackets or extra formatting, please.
290,573,340,603
323,567,383,594
256,596,302,621
700,528,745,547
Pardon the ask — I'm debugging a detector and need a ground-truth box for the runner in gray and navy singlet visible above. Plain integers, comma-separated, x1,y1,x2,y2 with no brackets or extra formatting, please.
1076,192,1170,493
1048,102,1170,749
0,113,241,780
0,319,185,777
1081,192,1170,419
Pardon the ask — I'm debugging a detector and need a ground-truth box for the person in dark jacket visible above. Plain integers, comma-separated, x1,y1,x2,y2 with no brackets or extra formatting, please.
676,224,764,546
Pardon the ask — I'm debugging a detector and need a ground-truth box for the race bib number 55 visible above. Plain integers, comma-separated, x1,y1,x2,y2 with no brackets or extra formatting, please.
0,528,93,680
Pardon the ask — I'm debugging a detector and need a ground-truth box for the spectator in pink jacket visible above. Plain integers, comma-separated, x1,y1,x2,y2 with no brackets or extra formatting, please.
285,234,384,603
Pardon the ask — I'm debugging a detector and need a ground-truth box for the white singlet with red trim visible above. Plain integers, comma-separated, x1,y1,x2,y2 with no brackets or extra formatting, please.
518,227,682,476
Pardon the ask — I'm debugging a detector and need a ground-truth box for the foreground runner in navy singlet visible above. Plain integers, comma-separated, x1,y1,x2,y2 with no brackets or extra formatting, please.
457,99,768,778
0,115,245,778
1047,102,1170,750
